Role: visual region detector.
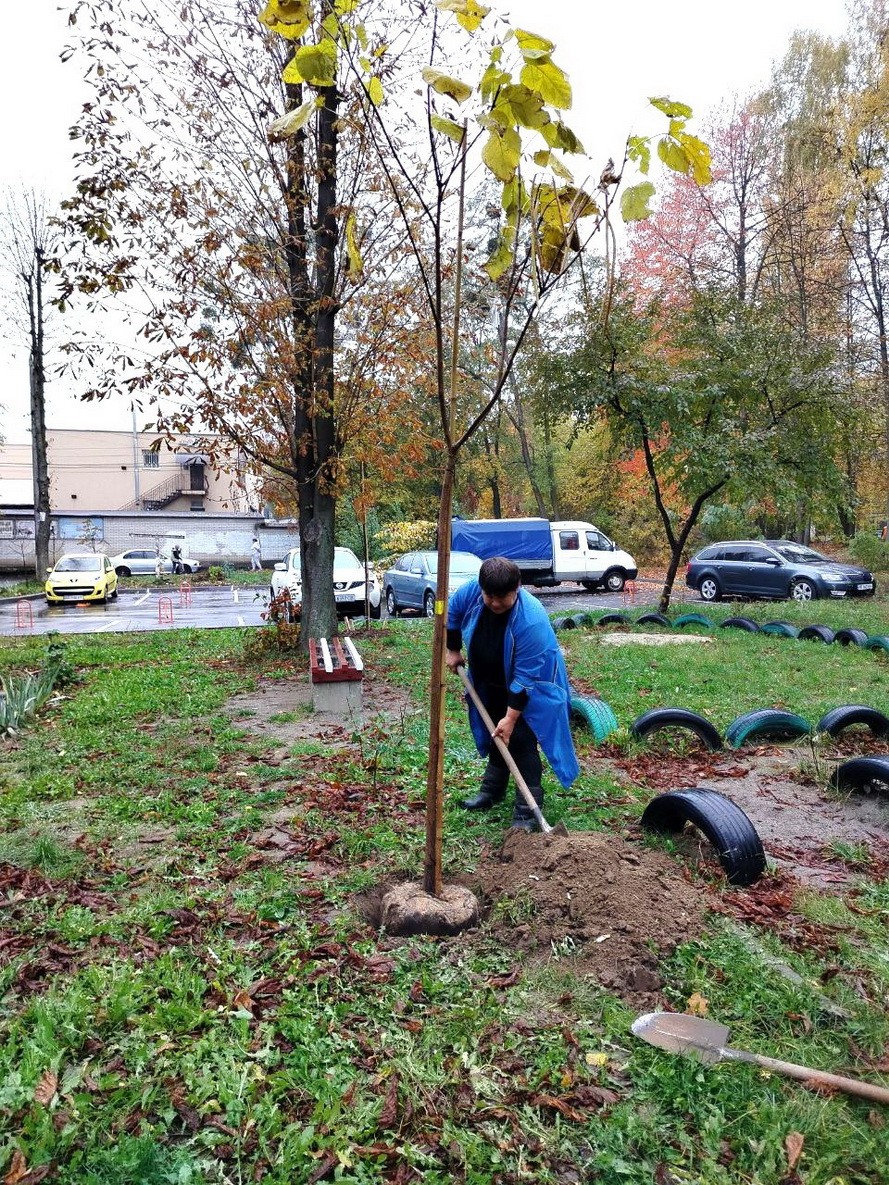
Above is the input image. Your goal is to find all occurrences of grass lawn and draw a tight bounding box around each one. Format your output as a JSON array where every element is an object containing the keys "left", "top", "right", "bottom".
[{"left": 0, "top": 599, "right": 887, "bottom": 1184}]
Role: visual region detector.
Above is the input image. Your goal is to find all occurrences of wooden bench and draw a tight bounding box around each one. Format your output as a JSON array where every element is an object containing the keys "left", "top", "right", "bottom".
[{"left": 309, "top": 636, "right": 364, "bottom": 717}]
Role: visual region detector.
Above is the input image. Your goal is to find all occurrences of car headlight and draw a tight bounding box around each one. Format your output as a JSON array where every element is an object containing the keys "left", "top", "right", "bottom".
[{"left": 821, "top": 574, "right": 846, "bottom": 583}]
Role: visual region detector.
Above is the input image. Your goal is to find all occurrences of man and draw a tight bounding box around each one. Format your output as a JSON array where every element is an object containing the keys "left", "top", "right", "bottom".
[
  {"left": 445, "top": 556, "right": 578, "bottom": 831},
  {"left": 250, "top": 537, "right": 262, "bottom": 571}
]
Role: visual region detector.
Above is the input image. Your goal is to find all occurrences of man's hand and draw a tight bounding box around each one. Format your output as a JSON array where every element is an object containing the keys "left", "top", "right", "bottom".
[
  {"left": 493, "top": 708, "right": 521, "bottom": 743},
  {"left": 445, "top": 649, "right": 464, "bottom": 673}
]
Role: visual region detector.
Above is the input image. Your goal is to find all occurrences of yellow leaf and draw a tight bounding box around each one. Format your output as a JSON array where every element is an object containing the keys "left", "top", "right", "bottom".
[
  {"left": 585, "top": 1052, "right": 608, "bottom": 1067},
  {"left": 258, "top": 0, "right": 312, "bottom": 40},
  {"left": 436, "top": 0, "right": 490, "bottom": 32},
  {"left": 514, "top": 28, "right": 555, "bottom": 59},
  {"left": 422, "top": 67, "right": 472, "bottom": 104},
  {"left": 657, "top": 136, "right": 688, "bottom": 174},
  {"left": 266, "top": 99, "right": 316, "bottom": 141},
  {"left": 678, "top": 132, "right": 712, "bottom": 185},
  {"left": 480, "top": 60, "right": 511, "bottom": 103},
  {"left": 345, "top": 210, "right": 363, "bottom": 282},
  {"left": 650, "top": 95, "right": 693, "bottom": 119},
  {"left": 520, "top": 59, "right": 572, "bottom": 110},
  {"left": 620, "top": 181, "right": 655, "bottom": 222},
  {"left": 367, "top": 76, "right": 384, "bottom": 106},
  {"left": 482, "top": 126, "right": 521, "bottom": 182},
  {"left": 499, "top": 83, "right": 547, "bottom": 130},
  {"left": 282, "top": 55, "right": 304, "bottom": 84},
  {"left": 293, "top": 38, "right": 337, "bottom": 86},
  {"left": 334, "top": 0, "right": 358, "bottom": 12},
  {"left": 686, "top": 992, "right": 709, "bottom": 1017},
  {"left": 431, "top": 114, "right": 465, "bottom": 141}
]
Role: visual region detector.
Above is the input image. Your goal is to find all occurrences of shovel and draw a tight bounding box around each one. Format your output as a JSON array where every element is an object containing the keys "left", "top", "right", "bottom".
[
  {"left": 632, "top": 1011, "right": 889, "bottom": 1105},
  {"left": 457, "top": 665, "right": 568, "bottom": 837}
]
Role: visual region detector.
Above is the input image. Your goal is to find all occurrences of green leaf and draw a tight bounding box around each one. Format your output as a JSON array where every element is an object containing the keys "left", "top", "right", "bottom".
[
  {"left": 650, "top": 96, "right": 693, "bottom": 119},
  {"left": 533, "top": 150, "right": 573, "bottom": 181},
  {"left": 499, "top": 84, "right": 548, "bottom": 129},
  {"left": 548, "top": 121, "right": 584, "bottom": 154},
  {"left": 431, "top": 113, "right": 464, "bottom": 141},
  {"left": 422, "top": 67, "right": 473, "bottom": 104},
  {"left": 521, "top": 59, "right": 572, "bottom": 110},
  {"left": 627, "top": 134, "right": 651, "bottom": 175},
  {"left": 657, "top": 137, "right": 689, "bottom": 173},
  {"left": 502, "top": 176, "right": 531, "bottom": 216},
  {"left": 514, "top": 28, "right": 555, "bottom": 60},
  {"left": 266, "top": 99, "right": 316, "bottom": 142},
  {"left": 367, "top": 76, "right": 384, "bottom": 106},
  {"left": 293, "top": 39, "right": 338, "bottom": 87},
  {"left": 482, "top": 126, "right": 521, "bottom": 182},
  {"left": 620, "top": 181, "right": 656, "bottom": 222}
]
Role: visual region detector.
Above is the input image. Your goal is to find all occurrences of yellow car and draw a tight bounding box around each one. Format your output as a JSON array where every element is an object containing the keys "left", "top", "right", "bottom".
[{"left": 45, "top": 553, "right": 119, "bottom": 605}]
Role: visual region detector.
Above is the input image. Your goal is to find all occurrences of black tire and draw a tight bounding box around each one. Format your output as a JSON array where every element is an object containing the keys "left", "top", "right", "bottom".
[
  {"left": 834, "top": 628, "right": 869, "bottom": 647},
  {"left": 385, "top": 587, "right": 399, "bottom": 617},
  {"left": 581, "top": 580, "right": 597, "bottom": 592},
  {"left": 596, "top": 612, "right": 631, "bottom": 626},
  {"left": 760, "top": 621, "right": 800, "bottom": 638},
  {"left": 603, "top": 569, "right": 626, "bottom": 593},
  {"left": 630, "top": 708, "right": 723, "bottom": 752},
  {"left": 862, "top": 635, "right": 889, "bottom": 653},
  {"left": 816, "top": 705, "right": 889, "bottom": 739},
  {"left": 370, "top": 600, "right": 382, "bottom": 620},
  {"left": 830, "top": 756, "right": 889, "bottom": 796},
  {"left": 423, "top": 591, "right": 435, "bottom": 618},
  {"left": 116, "top": 566, "right": 131, "bottom": 577},
  {"left": 673, "top": 613, "right": 714, "bottom": 630},
  {"left": 720, "top": 617, "right": 760, "bottom": 633},
  {"left": 575, "top": 612, "right": 598, "bottom": 627},
  {"left": 640, "top": 787, "right": 767, "bottom": 886},
  {"left": 111, "top": 587, "right": 119, "bottom": 601},
  {"left": 569, "top": 696, "right": 618, "bottom": 742},
  {"left": 725, "top": 708, "right": 811, "bottom": 748},
  {"left": 551, "top": 615, "right": 578, "bottom": 630},
  {"left": 790, "top": 578, "right": 818, "bottom": 603},
  {"left": 636, "top": 612, "right": 671, "bottom": 627},
  {"left": 698, "top": 575, "right": 721, "bottom": 602},
  {"left": 798, "top": 624, "right": 836, "bottom": 644}
]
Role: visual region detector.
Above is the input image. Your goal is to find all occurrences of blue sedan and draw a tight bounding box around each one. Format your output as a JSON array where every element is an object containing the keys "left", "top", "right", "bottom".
[{"left": 383, "top": 551, "right": 482, "bottom": 617}]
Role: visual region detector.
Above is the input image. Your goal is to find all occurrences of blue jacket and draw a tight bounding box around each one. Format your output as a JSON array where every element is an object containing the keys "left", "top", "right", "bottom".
[{"left": 448, "top": 582, "right": 579, "bottom": 787}]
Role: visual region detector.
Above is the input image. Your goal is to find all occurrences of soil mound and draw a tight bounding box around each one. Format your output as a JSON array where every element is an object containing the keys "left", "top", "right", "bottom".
[{"left": 468, "top": 828, "right": 711, "bottom": 1007}]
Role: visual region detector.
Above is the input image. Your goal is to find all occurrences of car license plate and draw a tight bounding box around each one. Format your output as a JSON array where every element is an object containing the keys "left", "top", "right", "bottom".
[
  {"left": 857, "top": 582, "right": 873, "bottom": 590},
  {"left": 335, "top": 592, "right": 356, "bottom": 602}
]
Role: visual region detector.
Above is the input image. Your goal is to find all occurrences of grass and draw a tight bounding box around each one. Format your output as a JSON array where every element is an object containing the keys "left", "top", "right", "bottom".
[{"left": 0, "top": 604, "right": 888, "bottom": 1183}]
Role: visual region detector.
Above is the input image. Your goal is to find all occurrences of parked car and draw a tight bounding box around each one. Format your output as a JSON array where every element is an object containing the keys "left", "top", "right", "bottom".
[
  {"left": 686, "top": 539, "right": 876, "bottom": 603},
  {"left": 45, "top": 553, "right": 118, "bottom": 604},
  {"left": 109, "top": 548, "right": 201, "bottom": 576},
  {"left": 270, "top": 547, "right": 382, "bottom": 618},
  {"left": 383, "top": 550, "right": 482, "bottom": 617}
]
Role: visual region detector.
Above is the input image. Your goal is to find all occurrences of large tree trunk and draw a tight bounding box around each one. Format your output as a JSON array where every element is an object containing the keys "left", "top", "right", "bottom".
[{"left": 26, "top": 251, "right": 51, "bottom": 577}]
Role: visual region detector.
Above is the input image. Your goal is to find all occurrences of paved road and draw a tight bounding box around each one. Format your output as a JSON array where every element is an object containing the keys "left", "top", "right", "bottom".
[{"left": 0, "top": 577, "right": 693, "bottom": 639}]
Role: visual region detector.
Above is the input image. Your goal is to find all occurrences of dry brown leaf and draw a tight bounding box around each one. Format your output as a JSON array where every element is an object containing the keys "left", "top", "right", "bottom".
[
  {"left": 232, "top": 989, "right": 254, "bottom": 1013},
  {"left": 686, "top": 992, "right": 709, "bottom": 1017},
  {"left": 378, "top": 1074, "right": 400, "bottom": 1130},
  {"left": 785, "top": 1131, "right": 805, "bottom": 1172},
  {"left": 3, "top": 1151, "right": 28, "bottom": 1185},
  {"left": 33, "top": 1070, "right": 57, "bottom": 1107}
]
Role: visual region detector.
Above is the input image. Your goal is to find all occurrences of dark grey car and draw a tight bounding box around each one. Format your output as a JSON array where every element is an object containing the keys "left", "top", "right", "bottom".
[
  {"left": 685, "top": 540, "right": 876, "bottom": 603},
  {"left": 383, "top": 550, "right": 482, "bottom": 617}
]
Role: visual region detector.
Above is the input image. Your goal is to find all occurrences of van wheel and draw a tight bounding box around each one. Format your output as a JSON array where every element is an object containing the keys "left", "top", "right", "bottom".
[
  {"left": 581, "top": 580, "right": 597, "bottom": 592},
  {"left": 603, "top": 569, "right": 625, "bottom": 592}
]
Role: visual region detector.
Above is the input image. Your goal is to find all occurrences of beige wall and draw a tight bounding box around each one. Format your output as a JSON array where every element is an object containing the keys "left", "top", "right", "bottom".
[{"left": 0, "top": 430, "right": 254, "bottom": 514}]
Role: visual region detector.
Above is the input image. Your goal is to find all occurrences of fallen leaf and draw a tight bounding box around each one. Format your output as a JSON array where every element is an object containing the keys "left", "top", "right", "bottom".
[
  {"left": 378, "top": 1074, "right": 400, "bottom": 1130},
  {"left": 585, "top": 1052, "right": 608, "bottom": 1067},
  {"left": 4, "top": 1151, "right": 27, "bottom": 1185},
  {"left": 33, "top": 1070, "right": 58, "bottom": 1107},
  {"left": 785, "top": 1131, "right": 804, "bottom": 1172},
  {"left": 686, "top": 992, "right": 709, "bottom": 1017}
]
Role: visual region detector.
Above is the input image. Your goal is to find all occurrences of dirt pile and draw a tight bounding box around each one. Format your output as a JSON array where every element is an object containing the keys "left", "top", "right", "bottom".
[{"left": 468, "top": 828, "right": 711, "bottom": 1007}]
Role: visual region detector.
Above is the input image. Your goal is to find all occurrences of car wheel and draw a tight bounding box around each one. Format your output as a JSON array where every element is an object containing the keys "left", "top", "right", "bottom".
[
  {"left": 698, "top": 575, "right": 721, "bottom": 602},
  {"left": 423, "top": 591, "right": 435, "bottom": 618},
  {"left": 790, "top": 578, "right": 817, "bottom": 602},
  {"left": 385, "top": 587, "right": 399, "bottom": 617},
  {"left": 640, "top": 788, "right": 767, "bottom": 886},
  {"left": 111, "top": 587, "right": 118, "bottom": 600},
  {"left": 370, "top": 600, "right": 382, "bottom": 620},
  {"left": 116, "top": 566, "right": 131, "bottom": 577},
  {"left": 603, "top": 569, "right": 625, "bottom": 593}
]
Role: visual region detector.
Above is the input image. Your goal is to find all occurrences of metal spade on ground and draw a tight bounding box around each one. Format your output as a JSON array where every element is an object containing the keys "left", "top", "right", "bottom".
[
  {"left": 631, "top": 1011, "right": 889, "bottom": 1105},
  {"left": 457, "top": 665, "right": 569, "bottom": 837}
]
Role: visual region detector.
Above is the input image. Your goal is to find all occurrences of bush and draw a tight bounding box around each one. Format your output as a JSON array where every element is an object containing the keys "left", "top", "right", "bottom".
[
  {"left": 373, "top": 520, "right": 437, "bottom": 565},
  {"left": 849, "top": 533, "right": 889, "bottom": 572}
]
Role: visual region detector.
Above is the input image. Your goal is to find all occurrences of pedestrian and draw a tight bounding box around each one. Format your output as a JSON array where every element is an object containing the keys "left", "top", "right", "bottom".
[
  {"left": 250, "top": 536, "right": 262, "bottom": 571},
  {"left": 445, "top": 556, "right": 579, "bottom": 831},
  {"left": 154, "top": 550, "right": 164, "bottom": 578},
  {"left": 171, "top": 544, "right": 183, "bottom": 575}
]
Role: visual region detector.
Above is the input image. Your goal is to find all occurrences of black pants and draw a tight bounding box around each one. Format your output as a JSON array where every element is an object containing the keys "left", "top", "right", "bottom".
[{"left": 478, "top": 686, "right": 543, "bottom": 810}]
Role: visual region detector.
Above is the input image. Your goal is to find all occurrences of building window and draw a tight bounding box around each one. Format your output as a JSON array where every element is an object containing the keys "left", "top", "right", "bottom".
[
  {"left": 190, "top": 500, "right": 205, "bottom": 512},
  {"left": 142, "top": 451, "right": 160, "bottom": 468}
]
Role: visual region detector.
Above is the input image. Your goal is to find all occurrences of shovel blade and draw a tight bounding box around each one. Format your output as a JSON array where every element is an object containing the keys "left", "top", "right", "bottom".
[{"left": 632, "top": 1011, "right": 731, "bottom": 1066}]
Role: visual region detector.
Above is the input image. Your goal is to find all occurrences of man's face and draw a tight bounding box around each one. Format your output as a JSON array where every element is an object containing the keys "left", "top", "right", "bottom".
[{"left": 481, "top": 588, "right": 519, "bottom": 615}]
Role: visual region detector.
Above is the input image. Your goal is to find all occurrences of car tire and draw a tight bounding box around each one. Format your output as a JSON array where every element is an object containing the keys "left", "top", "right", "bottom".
[
  {"left": 790, "top": 579, "right": 817, "bottom": 602},
  {"left": 816, "top": 705, "right": 889, "bottom": 739},
  {"left": 636, "top": 612, "right": 671, "bottom": 627},
  {"left": 596, "top": 612, "right": 631, "bottom": 626},
  {"left": 863, "top": 635, "right": 889, "bottom": 652},
  {"left": 725, "top": 708, "right": 811, "bottom": 748},
  {"left": 834, "top": 628, "right": 869, "bottom": 647},
  {"left": 111, "top": 587, "right": 118, "bottom": 601},
  {"left": 640, "top": 787, "right": 767, "bottom": 886},
  {"left": 116, "top": 566, "right": 131, "bottom": 577},
  {"left": 830, "top": 756, "right": 889, "bottom": 796},
  {"left": 760, "top": 621, "right": 800, "bottom": 638},
  {"left": 630, "top": 708, "right": 723, "bottom": 751},
  {"left": 720, "top": 617, "right": 760, "bottom": 632},
  {"left": 603, "top": 569, "right": 626, "bottom": 592},
  {"left": 581, "top": 580, "right": 597, "bottom": 592},
  {"left": 385, "top": 588, "right": 399, "bottom": 617},
  {"left": 698, "top": 575, "right": 721, "bottom": 602},
  {"left": 570, "top": 695, "right": 618, "bottom": 742},
  {"left": 423, "top": 591, "right": 435, "bottom": 618},
  {"left": 551, "top": 615, "right": 578, "bottom": 630},
  {"left": 673, "top": 613, "right": 714, "bottom": 629},
  {"left": 798, "top": 624, "right": 836, "bottom": 644}
]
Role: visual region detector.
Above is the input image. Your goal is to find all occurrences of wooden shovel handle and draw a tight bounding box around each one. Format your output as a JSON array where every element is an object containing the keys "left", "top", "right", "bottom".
[
  {"left": 456, "top": 665, "right": 551, "bottom": 833},
  {"left": 727, "top": 1048, "right": 889, "bottom": 1105}
]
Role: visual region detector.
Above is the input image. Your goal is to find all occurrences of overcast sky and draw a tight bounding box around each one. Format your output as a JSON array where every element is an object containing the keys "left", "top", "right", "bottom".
[{"left": 0, "top": 0, "right": 850, "bottom": 441}]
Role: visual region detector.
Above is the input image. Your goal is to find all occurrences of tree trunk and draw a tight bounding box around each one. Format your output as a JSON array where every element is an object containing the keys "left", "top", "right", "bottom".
[
  {"left": 505, "top": 369, "right": 548, "bottom": 517},
  {"left": 26, "top": 251, "right": 51, "bottom": 577}
]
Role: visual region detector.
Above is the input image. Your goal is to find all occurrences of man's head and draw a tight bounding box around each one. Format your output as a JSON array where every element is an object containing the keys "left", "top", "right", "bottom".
[{"left": 479, "top": 557, "right": 520, "bottom": 614}]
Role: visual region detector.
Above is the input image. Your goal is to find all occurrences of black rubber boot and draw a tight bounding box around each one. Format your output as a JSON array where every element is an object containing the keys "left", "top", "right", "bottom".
[
  {"left": 510, "top": 787, "right": 544, "bottom": 832},
  {"left": 461, "top": 766, "right": 509, "bottom": 810}
]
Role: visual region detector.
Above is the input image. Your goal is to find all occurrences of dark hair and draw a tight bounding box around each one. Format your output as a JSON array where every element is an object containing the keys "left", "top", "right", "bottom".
[{"left": 479, "top": 557, "right": 521, "bottom": 596}]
